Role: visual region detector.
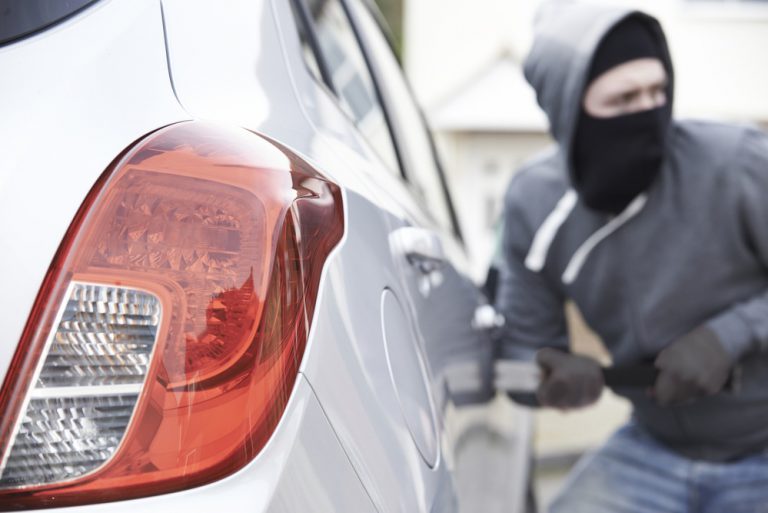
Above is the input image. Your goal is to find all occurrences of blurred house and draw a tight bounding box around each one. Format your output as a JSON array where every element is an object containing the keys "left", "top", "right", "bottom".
[{"left": 403, "top": 0, "right": 768, "bottom": 281}]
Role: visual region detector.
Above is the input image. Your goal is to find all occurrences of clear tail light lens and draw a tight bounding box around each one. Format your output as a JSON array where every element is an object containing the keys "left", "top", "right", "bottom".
[
  {"left": 0, "top": 122, "right": 343, "bottom": 509},
  {"left": 1, "top": 282, "right": 162, "bottom": 489}
]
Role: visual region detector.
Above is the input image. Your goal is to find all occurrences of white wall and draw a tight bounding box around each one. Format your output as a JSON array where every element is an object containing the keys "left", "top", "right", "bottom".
[
  {"left": 438, "top": 131, "right": 552, "bottom": 280},
  {"left": 404, "top": 0, "right": 537, "bottom": 111}
]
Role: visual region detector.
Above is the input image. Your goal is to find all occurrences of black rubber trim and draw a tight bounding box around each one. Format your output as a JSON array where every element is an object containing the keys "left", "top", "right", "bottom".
[
  {"left": 0, "top": 0, "right": 101, "bottom": 47},
  {"left": 288, "top": 0, "right": 338, "bottom": 96},
  {"left": 342, "top": 0, "right": 465, "bottom": 242}
]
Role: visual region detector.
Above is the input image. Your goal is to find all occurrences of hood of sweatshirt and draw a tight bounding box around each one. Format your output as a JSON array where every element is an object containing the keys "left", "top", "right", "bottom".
[{"left": 523, "top": 1, "right": 675, "bottom": 184}]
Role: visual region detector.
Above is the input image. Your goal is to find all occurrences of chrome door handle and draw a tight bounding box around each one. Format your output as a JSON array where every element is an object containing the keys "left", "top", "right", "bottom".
[
  {"left": 390, "top": 226, "right": 446, "bottom": 274},
  {"left": 472, "top": 304, "right": 506, "bottom": 331}
]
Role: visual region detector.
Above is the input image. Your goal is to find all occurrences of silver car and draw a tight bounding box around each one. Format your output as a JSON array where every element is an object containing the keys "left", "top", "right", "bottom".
[{"left": 0, "top": 0, "right": 513, "bottom": 511}]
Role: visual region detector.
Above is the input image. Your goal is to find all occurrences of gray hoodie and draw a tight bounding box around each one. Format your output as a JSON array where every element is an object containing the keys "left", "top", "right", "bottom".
[{"left": 496, "top": 2, "right": 768, "bottom": 461}]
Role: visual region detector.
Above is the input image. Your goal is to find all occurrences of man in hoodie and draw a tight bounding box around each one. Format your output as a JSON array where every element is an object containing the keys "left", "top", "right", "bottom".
[{"left": 496, "top": 3, "right": 768, "bottom": 511}]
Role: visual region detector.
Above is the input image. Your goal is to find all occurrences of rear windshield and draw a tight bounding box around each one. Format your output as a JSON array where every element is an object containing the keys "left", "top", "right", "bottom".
[{"left": 0, "top": 0, "right": 100, "bottom": 47}]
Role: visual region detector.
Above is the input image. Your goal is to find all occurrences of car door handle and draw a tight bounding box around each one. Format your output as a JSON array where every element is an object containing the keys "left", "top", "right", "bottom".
[
  {"left": 390, "top": 226, "right": 446, "bottom": 274},
  {"left": 472, "top": 304, "right": 506, "bottom": 331}
]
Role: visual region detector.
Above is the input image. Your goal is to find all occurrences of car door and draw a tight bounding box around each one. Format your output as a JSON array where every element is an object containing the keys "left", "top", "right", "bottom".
[
  {"left": 341, "top": 0, "right": 495, "bottom": 411},
  {"left": 336, "top": 7, "right": 537, "bottom": 512}
]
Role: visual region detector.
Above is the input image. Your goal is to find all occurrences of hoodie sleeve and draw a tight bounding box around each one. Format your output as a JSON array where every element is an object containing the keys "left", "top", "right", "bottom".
[
  {"left": 494, "top": 183, "right": 569, "bottom": 363},
  {"left": 706, "top": 128, "right": 768, "bottom": 361}
]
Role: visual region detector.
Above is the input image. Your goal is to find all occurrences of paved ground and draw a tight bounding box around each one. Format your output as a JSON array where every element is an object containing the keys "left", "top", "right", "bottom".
[
  {"left": 449, "top": 396, "right": 533, "bottom": 513},
  {"left": 450, "top": 390, "right": 630, "bottom": 512},
  {"left": 534, "top": 466, "right": 571, "bottom": 512}
]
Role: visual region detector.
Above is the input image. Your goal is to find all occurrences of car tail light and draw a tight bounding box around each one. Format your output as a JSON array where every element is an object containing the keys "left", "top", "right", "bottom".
[{"left": 0, "top": 122, "right": 343, "bottom": 509}]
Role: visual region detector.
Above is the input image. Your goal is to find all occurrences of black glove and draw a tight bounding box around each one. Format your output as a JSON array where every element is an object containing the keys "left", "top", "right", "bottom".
[
  {"left": 536, "top": 348, "right": 604, "bottom": 409},
  {"left": 654, "top": 326, "right": 733, "bottom": 406}
]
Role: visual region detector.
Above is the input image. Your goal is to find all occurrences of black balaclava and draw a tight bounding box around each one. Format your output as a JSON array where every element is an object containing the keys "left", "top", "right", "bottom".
[{"left": 572, "top": 17, "right": 672, "bottom": 214}]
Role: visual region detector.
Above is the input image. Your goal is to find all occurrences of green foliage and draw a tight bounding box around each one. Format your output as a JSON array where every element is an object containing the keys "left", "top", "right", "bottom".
[{"left": 374, "top": 0, "right": 403, "bottom": 60}]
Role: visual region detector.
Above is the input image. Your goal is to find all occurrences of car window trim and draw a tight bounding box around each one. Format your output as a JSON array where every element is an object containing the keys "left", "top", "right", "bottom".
[
  {"left": 287, "top": 0, "right": 338, "bottom": 95},
  {"left": 336, "top": 0, "right": 411, "bottom": 182},
  {"left": 343, "top": 0, "right": 465, "bottom": 243},
  {"left": 293, "top": 0, "right": 408, "bottom": 181}
]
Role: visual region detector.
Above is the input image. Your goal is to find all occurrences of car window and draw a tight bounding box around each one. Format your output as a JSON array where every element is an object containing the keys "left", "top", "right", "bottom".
[
  {"left": 346, "top": 0, "right": 459, "bottom": 237},
  {"left": 0, "top": 0, "right": 100, "bottom": 46},
  {"left": 288, "top": 0, "right": 325, "bottom": 86},
  {"left": 296, "top": 0, "right": 401, "bottom": 176}
]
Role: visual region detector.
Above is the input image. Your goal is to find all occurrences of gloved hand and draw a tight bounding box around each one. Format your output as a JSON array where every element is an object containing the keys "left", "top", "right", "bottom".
[
  {"left": 536, "top": 348, "right": 604, "bottom": 409},
  {"left": 654, "top": 326, "right": 733, "bottom": 406}
]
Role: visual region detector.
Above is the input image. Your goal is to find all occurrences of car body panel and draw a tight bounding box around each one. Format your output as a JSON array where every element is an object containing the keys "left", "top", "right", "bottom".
[
  {"left": 300, "top": 190, "right": 456, "bottom": 513},
  {"left": 0, "top": 0, "right": 187, "bottom": 387},
  {"left": 19, "top": 376, "right": 377, "bottom": 513},
  {"left": 0, "top": 0, "right": 512, "bottom": 510},
  {"left": 160, "top": 0, "right": 391, "bottom": 210}
]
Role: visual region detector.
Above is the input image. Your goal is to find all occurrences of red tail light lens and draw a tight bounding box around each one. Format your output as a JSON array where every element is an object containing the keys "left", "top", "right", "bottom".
[{"left": 0, "top": 122, "right": 343, "bottom": 509}]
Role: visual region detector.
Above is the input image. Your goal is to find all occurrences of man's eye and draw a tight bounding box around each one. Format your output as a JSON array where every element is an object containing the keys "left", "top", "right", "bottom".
[
  {"left": 610, "top": 92, "right": 637, "bottom": 108},
  {"left": 620, "top": 92, "right": 637, "bottom": 104}
]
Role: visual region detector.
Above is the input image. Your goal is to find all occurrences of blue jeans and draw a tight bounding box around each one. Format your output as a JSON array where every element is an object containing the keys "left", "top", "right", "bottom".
[{"left": 550, "top": 422, "right": 768, "bottom": 513}]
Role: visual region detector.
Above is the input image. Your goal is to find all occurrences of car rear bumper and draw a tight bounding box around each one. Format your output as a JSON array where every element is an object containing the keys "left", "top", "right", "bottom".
[{"left": 19, "top": 375, "right": 376, "bottom": 513}]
